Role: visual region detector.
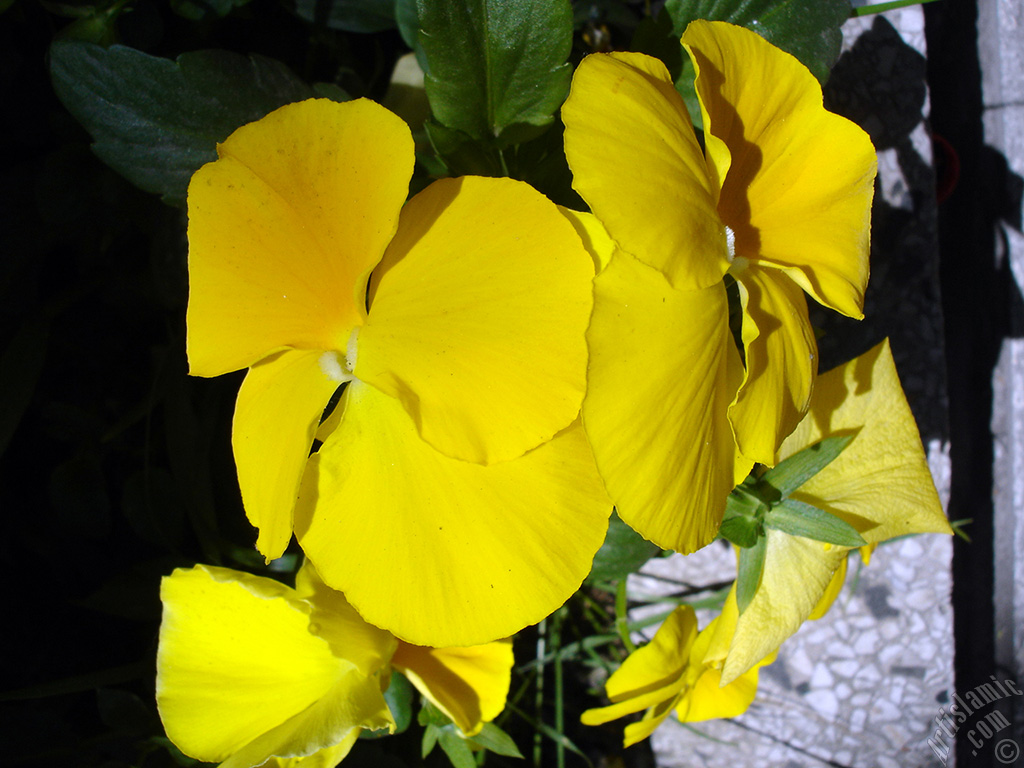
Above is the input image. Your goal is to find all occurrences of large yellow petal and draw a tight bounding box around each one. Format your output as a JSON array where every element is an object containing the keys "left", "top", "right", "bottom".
[
  {"left": 261, "top": 731, "right": 358, "bottom": 768},
  {"left": 562, "top": 51, "right": 730, "bottom": 290},
  {"left": 678, "top": 666, "right": 760, "bottom": 722},
  {"left": 582, "top": 251, "right": 746, "bottom": 553},
  {"left": 233, "top": 350, "right": 344, "bottom": 561},
  {"left": 186, "top": 98, "right": 413, "bottom": 376},
  {"left": 392, "top": 640, "right": 514, "bottom": 736},
  {"left": 683, "top": 20, "right": 875, "bottom": 318},
  {"left": 295, "top": 382, "right": 611, "bottom": 647},
  {"left": 157, "top": 566, "right": 391, "bottom": 765},
  {"left": 779, "top": 339, "right": 952, "bottom": 543},
  {"left": 729, "top": 267, "right": 816, "bottom": 466},
  {"left": 294, "top": 560, "right": 398, "bottom": 676},
  {"left": 719, "top": 531, "right": 847, "bottom": 685},
  {"left": 355, "top": 176, "right": 593, "bottom": 465}
]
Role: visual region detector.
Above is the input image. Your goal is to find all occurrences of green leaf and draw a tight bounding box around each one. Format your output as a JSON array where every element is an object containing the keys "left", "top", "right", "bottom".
[
  {"left": 586, "top": 511, "right": 661, "bottom": 583},
  {"left": 664, "top": 0, "right": 851, "bottom": 84},
  {"left": 759, "top": 434, "right": 856, "bottom": 497},
  {"left": 764, "top": 499, "right": 867, "bottom": 547},
  {"left": 437, "top": 729, "right": 476, "bottom": 768},
  {"left": 421, "top": 724, "right": 439, "bottom": 758},
  {"left": 718, "top": 510, "right": 760, "bottom": 548},
  {"left": 294, "top": 0, "right": 396, "bottom": 33},
  {"left": 735, "top": 534, "right": 765, "bottom": 614},
  {"left": 170, "top": 0, "right": 250, "bottom": 21},
  {"left": 417, "top": 0, "right": 572, "bottom": 143},
  {"left": 49, "top": 42, "right": 317, "bottom": 205},
  {"left": 466, "top": 723, "right": 523, "bottom": 758},
  {"left": 383, "top": 671, "right": 414, "bottom": 734}
]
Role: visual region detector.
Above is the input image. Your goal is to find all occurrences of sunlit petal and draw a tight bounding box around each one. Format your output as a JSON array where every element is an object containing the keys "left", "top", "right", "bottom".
[
  {"left": 296, "top": 382, "right": 611, "bottom": 647},
  {"left": 393, "top": 640, "right": 514, "bottom": 736},
  {"left": 719, "top": 531, "right": 847, "bottom": 684},
  {"left": 808, "top": 554, "right": 848, "bottom": 620},
  {"left": 294, "top": 561, "right": 398, "bottom": 676},
  {"left": 683, "top": 20, "right": 875, "bottom": 318},
  {"left": 157, "top": 566, "right": 391, "bottom": 765},
  {"left": 562, "top": 52, "right": 730, "bottom": 289},
  {"left": 356, "top": 176, "right": 593, "bottom": 465},
  {"left": 583, "top": 251, "right": 745, "bottom": 553},
  {"left": 186, "top": 98, "right": 413, "bottom": 375},
  {"left": 729, "top": 268, "right": 816, "bottom": 466},
  {"left": 233, "top": 350, "right": 343, "bottom": 560},
  {"left": 559, "top": 207, "right": 616, "bottom": 274},
  {"left": 779, "top": 339, "right": 952, "bottom": 543}
]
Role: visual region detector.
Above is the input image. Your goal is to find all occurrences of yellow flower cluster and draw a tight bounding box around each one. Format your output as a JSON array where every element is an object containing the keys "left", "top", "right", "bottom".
[{"left": 156, "top": 18, "right": 952, "bottom": 763}]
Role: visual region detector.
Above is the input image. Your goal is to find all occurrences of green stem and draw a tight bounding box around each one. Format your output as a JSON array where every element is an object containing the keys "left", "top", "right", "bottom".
[
  {"left": 533, "top": 618, "right": 545, "bottom": 768},
  {"left": 851, "top": 0, "right": 940, "bottom": 17},
  {"left": 615, "top": 579, "right": 637, "bottom": 653},
  {"left": 552, "top": 609, "right": 565, "bottom": 768}
]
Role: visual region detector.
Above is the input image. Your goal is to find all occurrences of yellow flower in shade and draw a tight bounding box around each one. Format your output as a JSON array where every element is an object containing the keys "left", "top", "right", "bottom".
[
  {"left": 185, "top": 97, "right": 611, "bottom": 647},
  {"left": 580, "top": 605, "right": 774, "bottom": 747},
  {"left": 156, "top": 562, "right": 514, "bottom": 768},
  {"left": 704, "top": 339, "right": 953, "bottom": 684},
  {"left": 560, "top": 20, "right": 876, "bottom": 554}
]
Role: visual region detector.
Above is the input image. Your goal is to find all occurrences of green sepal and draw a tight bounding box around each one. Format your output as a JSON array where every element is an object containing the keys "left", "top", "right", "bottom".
[
  {"left": 437, "top": 729, "right": 476, "bottom": 768},
  {"left": 465, "top": 723, "right": 523, "bottom": 758},
  {"left": 735, "top": 534, "right": 766, "bottom": 615},
  {"left": 759, "top": 433, "right": 856, "bottom": 497},
  {"left": 293, "top": 0, "right": 397, "bottom": 33},
  {"left": 383, "top": 671, "right": 414, "bottom": 735},
  {"left": 764, "top": 499, "right": 867, "bottom": 547}
]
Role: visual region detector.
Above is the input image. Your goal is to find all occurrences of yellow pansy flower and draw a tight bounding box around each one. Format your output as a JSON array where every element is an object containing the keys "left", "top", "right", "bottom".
[
  {"left": 561, "top": 20, "right": 876, "bottom": 553},
  {"left": 581, "top": 605, "right": 773, "bottom": 747},
  {"left": 705, "top": 340, "right": 952, "bottom": 684},
  {"left": 185, "top": 97, "right": 611, "bottom": 646},
  {"left": 156, "top": 563, "right": 514, "bottom": 768}
]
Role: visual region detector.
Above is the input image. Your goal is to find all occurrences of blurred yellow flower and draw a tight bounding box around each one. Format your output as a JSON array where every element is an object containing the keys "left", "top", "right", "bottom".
[
  {"left": 561, "top": 20, "right": 876, "bottom": 554},
  {"left": 705, "top": 340, "right": 952, "bottom": 684},
  {"left": 581, "top": 605, "right": 773, "bottom": 747},
  {"left": 185, "top": 97, "right": 610, "bottom": 646},
  {"left": 156, "top": 563, "right": 514, "bottom": 768}
]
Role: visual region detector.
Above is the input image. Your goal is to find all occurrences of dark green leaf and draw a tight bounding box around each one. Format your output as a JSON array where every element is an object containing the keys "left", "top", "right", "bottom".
[
  {"left": 383, "top": 672, "right": 414, "bottom": 734},
  {"left": 417, "top": 0, "right": 572, "bottom": 142},
  {"left": 437, "top": 729, "right": 476, "bottom": 768},
  {"left": 395, "top": 0, "right": 423, "bottom": 62},
  {"left": 760, "top": 434, "right": 856, "bottom": 497},
  {"left": 417, "top": 698, "right": 452, "bottom": 727},
  {"left": 96, "top": 688, "right": 158, "bottom": 736},
  {"left": 586, "top": 511, "right": 660, "bottom": 583},
  {"left": 735, "top": 534, "right": 765, "bottom": 614},
  {"left": 50, "top": 42, "right": 316, "bottom": 205},
  {"left": 170, "top": 0, "right": 250, "bottom": 21},
  {"left": 664, "top": 0, "right": 851, "bottom": 84},
  {"left": 467, "top": 722, "right": 523, "bottom": 758},
  {"left": 765, "top": 499, "right": 866, "bottom": 547},
  {"left": 294, "top": 0, "right": 396, "bottom": 33}
]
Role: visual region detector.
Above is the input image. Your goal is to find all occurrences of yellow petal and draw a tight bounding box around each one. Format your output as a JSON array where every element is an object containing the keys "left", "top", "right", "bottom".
[
  {"left": 157, "top": 566, "right": 392, "bottom": 765},
  {"left": 606, "top": 606, "right": 697, "bottom": 702},
  {"left": 582, "top": 251, "right": 746, "bottom": 553},
  {"left": 558, "top": 207, "right": 616, "bottom": 273},
  {"left": 719, "top": 531, "right": 847, "bottom": 685},
  {"left": 729, "top": 267, "right": 816, "bottom": 466},
  {"left": 294, "top": 560, "right": 398, "bottom": 676},
  {"left": 779, "top": 339, "right": 952, "bottom": 543},
  {"left": 562, "top": 51, "right": 730, "bottom": 290},
  {"left": 356, "top": 176, "right": 593, "bottom": 465},
  {"left": 296, "top": 382, "right": 611, "bottom": 647},
  {"left": 186, "top": 98, "right": 413, "bottom": 376},
  {"left": 808, "top": 553, "right": 848, "bottom": 620},
  {"left": 260, "top": 731, "right": 358, "bottom": 768},
  {"left": 233, "top": 350, "right": 344, "bottom": 561},
  {"left": 392, "top": 640, "right": 514, "bottom": 736},
  {"left": 683, "top": 20, "right": 875, "bottom": 318},
  {"left": 677, "top": 665, "right": 760, "bottom": 723}
]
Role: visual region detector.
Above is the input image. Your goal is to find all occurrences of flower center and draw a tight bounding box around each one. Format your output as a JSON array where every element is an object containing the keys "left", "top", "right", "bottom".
[{"left": 319, "top": 327, "right": 361, "bottom": 383}]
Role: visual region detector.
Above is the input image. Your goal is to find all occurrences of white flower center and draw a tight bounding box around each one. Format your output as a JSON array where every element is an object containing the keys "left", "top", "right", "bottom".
[{"left": 319, "top": 327, "right": 361, "bottom": 383}]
